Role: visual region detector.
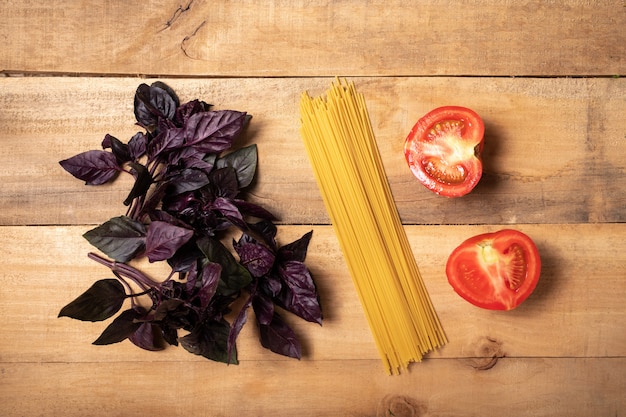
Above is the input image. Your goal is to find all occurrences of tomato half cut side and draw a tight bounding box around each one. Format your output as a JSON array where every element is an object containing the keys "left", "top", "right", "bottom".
[
  {"left": 445, "top": 229, "right": 541, "bottom": 310},
  {"left": 404, "top": 106, "right": 484, "bottom": 197}
]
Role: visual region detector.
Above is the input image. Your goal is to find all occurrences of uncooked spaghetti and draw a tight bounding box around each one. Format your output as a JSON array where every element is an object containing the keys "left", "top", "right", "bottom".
[{"left": 299, "top": 78, "right": 447, "bottom": 374}]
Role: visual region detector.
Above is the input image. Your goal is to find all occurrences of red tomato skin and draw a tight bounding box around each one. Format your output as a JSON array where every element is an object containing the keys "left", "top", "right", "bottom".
[
  {"left": 445, "top": 229, "right": 541, "bottom": 310},
  {"left": 404, "top": 106, "right": 484, "bottom": 197}
]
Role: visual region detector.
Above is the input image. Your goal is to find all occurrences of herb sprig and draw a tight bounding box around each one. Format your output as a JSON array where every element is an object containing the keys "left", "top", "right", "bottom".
[{"left": 58, "top": 82, "right": 322, "bottom": 363}]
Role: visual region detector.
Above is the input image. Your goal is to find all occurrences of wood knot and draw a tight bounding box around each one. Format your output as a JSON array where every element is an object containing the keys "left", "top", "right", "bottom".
[
  {"left": 376, "top": 394, "right": 427, "bottom": 417},
  {"left": 463, "top": 336, "right": 505, "bottom": 370}
]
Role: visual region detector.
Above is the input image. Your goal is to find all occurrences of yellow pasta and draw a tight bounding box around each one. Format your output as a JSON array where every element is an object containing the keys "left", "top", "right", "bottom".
[{"left": 299, "top": 78, "right": 447, "bottom": 374}]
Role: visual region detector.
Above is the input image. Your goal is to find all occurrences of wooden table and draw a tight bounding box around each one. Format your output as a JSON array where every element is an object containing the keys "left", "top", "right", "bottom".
[{"left": 1, "top": 1, "right": 625, "bottom": 416}]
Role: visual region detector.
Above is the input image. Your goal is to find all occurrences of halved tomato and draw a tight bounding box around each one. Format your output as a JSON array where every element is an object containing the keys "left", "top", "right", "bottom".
[
  {"left": 446, "top": 229, "right": 541, "bottom": 310},
  {"left": 404, "top": 106, "right": 484, "bottom": 197}
]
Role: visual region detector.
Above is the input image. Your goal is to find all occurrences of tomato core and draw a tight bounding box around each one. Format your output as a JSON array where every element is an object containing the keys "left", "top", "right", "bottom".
[
  {"left": 404, "top": 107, "right": 484, "bottom": 197},
  {"left": 446, "top": 230, "right": 541, "bottom": 310}
]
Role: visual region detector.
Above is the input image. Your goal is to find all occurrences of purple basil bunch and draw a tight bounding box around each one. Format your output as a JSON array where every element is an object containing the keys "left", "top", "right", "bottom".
[{"left": 58, "top": 82, "right": 322, "bottom": 363}]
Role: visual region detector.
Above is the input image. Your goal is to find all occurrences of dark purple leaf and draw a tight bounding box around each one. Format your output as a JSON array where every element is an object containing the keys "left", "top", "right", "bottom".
[
  {"left": 211, "top": 197, "right": 246, "bottom": 229},
  {"left": 233, "top": 234, "right": 275, "bottom": 278},
  {"left": 277, "top": 261, "right": 322, "bottom": 325},
  {"left": 258, "top": 313, "right": 301, "bottom": 359},
  {"left": 196, "top": 236, "right": 252, "bottom": 296},
  {"left": 175, "top": 99, "right": 211, "bottom": 125},
  {"left": 249, "top": 220, "right": 278, "bottom": 249},
  {"left": 128, "top": 131, "right": 147, "bottom": 160},
  {"left": 92, "top": 308, "right": 142, "bottom": 345},
  {"left": 159, "top": 322, "right": 179, "bottom": 346},
  {"left": 166, "top": 168, "right": 210, "bottom": 195},
  {"left": 179, "top": 319, "right": 237, "bottom": 364},
  {"left": 166, "top": 146, "right": 213, "bottom": 171},
  {"left": 167, "top": 239, "right": 202, "bottom": 273},
  {"left": 252, "top": 292, "right": 274, "bottom": 325},
  {"left": 147, "top": 125, "right": 185, "bottom": 161},
  {"left": 198, "top": 262, "right": 221, "bottom": 309},
  {"left": 123, "top": 162, "right": 153, "bottom": 206},
  {"left": 58, "top": 279, "right": 126, "bottom": 322},
  {"left": 185, "top": 264, "right": 199, "bottom": 293},
  {"left": 59, "top": 150, "right": 120, "bottom": 185},
  {"left": 145, "top": 221, "right": 194, "bottom": 263},
  {"left": 227, "top": 294, "right": 253, "bottom": 363},
  {"left": 129, "top": 322, "right": 165, "bottom": 351},
  {"left": 260, "top": 274, "right": 282, "bottom": 298},
  {"left": 83, "top": 216, "right": 146, "bottom": 262},
  {"left": 209, "top": 167, "right": 239, "bottom": 199},
  {"left": 102, "top": 134, "right": 131, "bottom": 163},
  {"left": 184, "top": 110, "right": 247, "bottom": 153},
  {"left": 233, "top": 199, "right": 277, "bottom": 221},
  {"left": 278, "top": 231, "right": 313, "bottom": 263},
  {"left": 216, "top": 144, "right": 258, "bottom": 188},
  {"left": 134, "top": 82, "right": 179, "bottom": 132}
]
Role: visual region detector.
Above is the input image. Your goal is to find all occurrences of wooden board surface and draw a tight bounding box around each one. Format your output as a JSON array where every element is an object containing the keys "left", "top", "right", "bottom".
[
  {"left": 1, "top": 1, "right": 625, "bottom": 416},
  {"left": 1, "top": 0, "right": 624, "bottom": 77},
  {"left": 3, "top": 77, "right": 626, "bottom": 226}
]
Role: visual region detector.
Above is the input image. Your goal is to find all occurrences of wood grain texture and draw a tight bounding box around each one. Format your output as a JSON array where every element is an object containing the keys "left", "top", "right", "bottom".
[
  {"left": 1, "top": 1, "right": 625, "bottom": 415},
  {"left": 2, "top": 76, "right": 625, "bottom": 226},
  {"left": 1, "top": 0, "right": 624, "bottom": 77},
  {"left": 1, "top": 359, "right": 624, "bottom": 417},
  {"left": 1, "top": 224, "right": 624, "bottom": 363},
  {"left": 1, "top": 223, "right": 625, "bottom": 415}
]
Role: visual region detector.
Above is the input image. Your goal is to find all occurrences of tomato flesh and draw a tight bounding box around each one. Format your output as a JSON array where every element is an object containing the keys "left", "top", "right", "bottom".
[
  {"left": 404, "top": 106, "right": 484, "bottom": 197},
  {"left": 446, "top": 229, "right": 541, "bottom": 310}
]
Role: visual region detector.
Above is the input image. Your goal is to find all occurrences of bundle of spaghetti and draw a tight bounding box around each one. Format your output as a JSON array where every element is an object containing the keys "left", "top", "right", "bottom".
[{"left": 299, "top": 78, "right": 447, "bottom": 374}]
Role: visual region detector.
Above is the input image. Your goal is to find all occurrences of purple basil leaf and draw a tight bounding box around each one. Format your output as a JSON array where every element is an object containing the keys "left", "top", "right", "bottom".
[
  {"left": 215, "top": 144, "right": 258, "bottom": 188},
  {"left": 184, "top": 110, "right": 247, "bottom": 153},
  {"left": 211, "top": 197, "right": 247, "bottom": 229},
  {"left": 83, "top": 216, "right": 146, "bottom": 262},
  {"left": 166, "top": 146, "right": 212, "bottom": 171},
  {"left": 260, "top": 274, "right": 282, "bottom": 298},
  {"left": 92, "top": 308, "right": 142, "bottom": 345},
  {"left": 139, "top": 183, "right": 169, "bottom": 218},
  {"left": 175, "top": 99, "right": 211, "bottom": 125},
  {"left": 145, "top": 221, "right": 194, "bottom": 263},
  {"left": 278, "top": 230, "right": 313, "bottom": 263},
  {"left": 128, "top": 132, "right": 147, "bottom": 160},
  {"left": 209, "top": 167, "right": 239, "bottom": 199},
  {"left": 179, "top": 319, "right": 237, "bottom": 364},
  {"left": 185, "top": 263, "right": 199, "bottom": 293},
  {"left": 196, "top": 236, "right": 252, "bottom": 296},
  {"left": 147, "top": 125, "right": 185, "bottom": 161},
  {"left": 233, "top": 234, "right": 275, "bottom": 278},
  {"left": 258, "top": 313, "right": 301, "bottom": 359},
  {"left": 198, "top": 262, "right": 221, "bottom": 309},
  {"left": 277, "top": 261, "right": 322, "bottom": 325},
  {"left": 123, "top": 162, "right": 153, "bottom": 206},
  {"left": 134, "top": 82, "right": 179, "bottom": 132},
  {"left": 249, "top": 220, "right": 278, "bottom": 249},
  {"left": 252, "top": 292, "right": 274, "bottom": 326},
  {"left": 102, "top": 134, "right": 131, "bottom": 163},
  {"left": 58, "top": 279, "right": 126, "bottom": 322},
  {"left": 166, "top": 168, "right": 210, "bottom": 195},
  {"left": 159, "top": 322, "right": 179, "bottom": 346},
  {"left": 167, "top": 239, "right": 202, "bottom": 273},
  {"left": 129, "top": 322, "right": 165, "bottom": 351},
  {"left": 227, "top": 294, "right": 253, "bottom": 363},
  {"left": 153, "top": 298, "right": 185, "bottom": 322},
  {"left": 59, "top": 150, "right": 121, "bottom": 185},
  {"left": 233, "top": 199, "right": 277, "bottom": 221}
]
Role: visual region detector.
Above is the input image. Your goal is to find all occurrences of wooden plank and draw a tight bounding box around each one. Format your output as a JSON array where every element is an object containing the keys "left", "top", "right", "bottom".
[
  {"left": 1, "top": 358, "right": 624, "bottom": 417},
  {"left": 2, "top": 77, "right": 626, "bottom": 226},
  {"left": 1, "top": 1, "right": 624, "bottom": 77},
  {"left": 1, "top": 224, "right": 625, "bottom": 364}
]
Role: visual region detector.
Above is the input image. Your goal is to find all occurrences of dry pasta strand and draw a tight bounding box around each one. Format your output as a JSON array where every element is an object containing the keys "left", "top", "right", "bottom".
[{"left": 299, "top": 78, "right": 447, "bottom": 375}]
